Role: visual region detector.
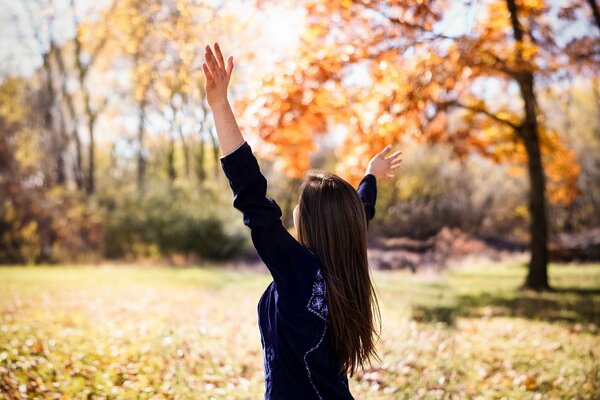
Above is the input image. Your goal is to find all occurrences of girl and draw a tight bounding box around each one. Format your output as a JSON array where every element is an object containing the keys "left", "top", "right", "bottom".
[{"left": 202, "top": 43, "right": 402, "bottom": 400}]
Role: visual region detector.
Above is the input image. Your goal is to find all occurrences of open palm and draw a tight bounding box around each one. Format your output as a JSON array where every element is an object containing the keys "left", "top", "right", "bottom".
[
  {"left": 366, "top": 145, "right": 402, "bottom": 179},
  {"left": 202, "top": 42, "right": 234, "bottom": 107}
]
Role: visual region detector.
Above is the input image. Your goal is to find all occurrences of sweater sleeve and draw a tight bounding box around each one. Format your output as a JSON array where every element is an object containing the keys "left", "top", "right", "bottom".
[
  {"left": 220, "top": 141, "right": 317, "bottom": 300},
  {"left": 357, "top": 173, "right": 377, "bottom": 226}
]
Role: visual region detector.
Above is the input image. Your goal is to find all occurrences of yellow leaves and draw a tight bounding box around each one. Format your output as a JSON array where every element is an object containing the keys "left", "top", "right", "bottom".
[
  {"left": 0, "top": 202, "right": 41, "bottom": 265},
  {"left": 14, "top": 128, "right": 41, "bottom": 170},
  {"left": 340, "top": 0, "right": 353, "bottom": 9},
  {"left": 485, "top": 2, "right": 511, "bottom": 31},
  {"left": 18, "top": 221, "right": 41, "bottom": 265},
  {"left": 125, "top": 40, "right": 139, "bottom": 55},
  {"left": 515, "top": 41, "right": 539, "bottom": 62},
  {"left": 0, "top": 78, "right": 25, "bottom": 123},
  {"left": 539, "top": 127, "right": 581, "bottom": 206},
  {"left": 520, "top": 0, "right": 547, "bottom": 14},
  {"left": 304, "top": 24, "right": 328, "bottom": 41}
]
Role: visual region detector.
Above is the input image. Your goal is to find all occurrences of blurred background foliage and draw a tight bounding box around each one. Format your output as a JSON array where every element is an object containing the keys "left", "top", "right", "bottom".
[{"left": 0, "top": 0, "right": 598, "bottom": 270}]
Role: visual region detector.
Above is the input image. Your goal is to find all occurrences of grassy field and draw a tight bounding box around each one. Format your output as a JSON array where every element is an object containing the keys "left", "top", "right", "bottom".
[{"left": 0, "top": 261, "right": 598, "bottom": 399}]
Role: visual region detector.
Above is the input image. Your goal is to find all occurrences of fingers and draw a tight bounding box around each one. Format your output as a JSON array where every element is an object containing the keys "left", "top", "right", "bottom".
[
  {"left": 214, "top": 42, "right": 226, "bottom": 70},
  {"left": 205, "top": 45, "right": 222, "bottom": 78},
  {"left": 390, "top": 155, "right": 402, "bottom": 165},
  {"left": 202, "top": 63, "right": 213, "bottom": 82},
  {"left": 226, "top": 56, "right": 234, "bottom": 76},
  {"left": 386, "top": 172, "right": 395, "bottom": 179},
  {"left": 205, "top": 43, "right": 233, "bottom": 80},
  {"left": 384, "top": 149, "right": 402, "bottom": 160},
  {"left": 377, "top": 144, "right": 392, "bottom": 156}
]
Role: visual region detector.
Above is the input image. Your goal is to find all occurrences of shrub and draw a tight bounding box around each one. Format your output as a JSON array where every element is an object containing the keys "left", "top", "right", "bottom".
[
  {"left": 102, "top": 182, "right": 248, "bottom": 261},
  {"left": 372, "top": 141, "right": 528, "bottom": 240}
]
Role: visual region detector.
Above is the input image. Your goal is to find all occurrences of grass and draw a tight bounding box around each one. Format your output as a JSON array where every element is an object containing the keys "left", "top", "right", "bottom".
[{"left": 0, "top": 261, "right": 598, "bottom": 399}]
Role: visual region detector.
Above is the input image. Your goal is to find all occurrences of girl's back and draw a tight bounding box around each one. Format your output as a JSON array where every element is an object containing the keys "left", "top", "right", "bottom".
[{"left": 204, "top": 42, "right": 401, "bottom": 399}]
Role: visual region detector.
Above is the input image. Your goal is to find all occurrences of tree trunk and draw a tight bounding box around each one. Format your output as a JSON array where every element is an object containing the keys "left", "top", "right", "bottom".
[
  {"left": 506, "top": 0, "right": 550, "bottom": 290},
  {"left": 178, "top": 127, "right": 190, "bottom": 178},
  {"left": 86, "top": 111, "right": 96, "bottom": 194},
  {"left": 209, "top": 130, "right": 220, "bottom": 177},
  {"left": 137, "top": 96, "right": 147, "bottom": 193},
  {"left": 73, "top": 131, "right": 84, "bottom": 190},
  {"left": 52, "top": 43, "right": 84, "bottom": 189},
  {"left": 41, "top": 51, "right": 58, "bottom": 185},
  {"left": 195, "top": 105, "right": 209, "bottom": 183},
  {"left": 196, "top": 137, "right": 206, "bottom": 183},
  {"left": 587, "top": 0, "right": 600, "bottom": 31},
  {"left": 167, "top": 135, "right": 176, "bottom": 183},
  {"left": 519, "top": 113, "right": 550, "bottom": 290},
  {"left": 70, "top": 0, "right": 98, "bottom": 194},
  {"left": 54, "top": 104, "right": 69, "bottom": 185}
]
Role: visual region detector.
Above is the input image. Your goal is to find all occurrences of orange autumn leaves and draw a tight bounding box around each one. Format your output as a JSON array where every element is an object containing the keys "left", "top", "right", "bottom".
[{"left": 238, "top": 0, "right": 591, "bottom": 205}]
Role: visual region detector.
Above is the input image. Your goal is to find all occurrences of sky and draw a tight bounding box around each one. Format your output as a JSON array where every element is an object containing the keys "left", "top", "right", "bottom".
[
  {"left": 0, "top": 0, "right": 305, "bottom": 79},
  {"left": 0, "top": 0, "right": 111, "bottom": 77}
]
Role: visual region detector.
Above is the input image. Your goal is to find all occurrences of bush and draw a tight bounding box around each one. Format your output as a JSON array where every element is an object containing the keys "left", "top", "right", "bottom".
[
  {"left": 102, "top": 182, "right": 248, "bottom": 261},
  {"left": 372, "top": 141, "right": 529, "bottom": 240}
]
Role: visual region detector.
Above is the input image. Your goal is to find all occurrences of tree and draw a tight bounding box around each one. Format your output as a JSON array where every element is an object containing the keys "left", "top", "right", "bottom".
[
  {"left": 13, "top": 0, "right": 117, "bottom": 192},
  {"left": 9, "top": 0, "right": 76, "bottom": 187},
  {"left": 106, "top": 0, "right": 160, "bottom": 192},
  {"left": 99, "top": 0, "right": 239, "bottom": 190},
  {"left": 243, "top": 0, "right": 598, "bottom": 290},
  {"left": 70, "top": 0, "right": 115, "bottom": 194}
]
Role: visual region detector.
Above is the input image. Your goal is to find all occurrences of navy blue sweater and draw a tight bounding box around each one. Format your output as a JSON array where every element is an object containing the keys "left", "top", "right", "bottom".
[{"left": 220, "top": 141, "right": 377, "bottom": 400}]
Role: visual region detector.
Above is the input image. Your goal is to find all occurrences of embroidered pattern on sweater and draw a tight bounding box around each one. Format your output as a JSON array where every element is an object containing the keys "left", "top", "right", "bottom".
[
  {"left": 304, "top": 268, "right": 329, "bottom": 400},
  {"left": 307, "top": 269, "right": 328, "bottom": 321}
]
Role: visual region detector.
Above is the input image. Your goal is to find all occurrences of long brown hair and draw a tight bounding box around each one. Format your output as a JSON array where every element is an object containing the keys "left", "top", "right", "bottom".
[{"left": 297, "top": 170, "right": 381, "bottom": 377}]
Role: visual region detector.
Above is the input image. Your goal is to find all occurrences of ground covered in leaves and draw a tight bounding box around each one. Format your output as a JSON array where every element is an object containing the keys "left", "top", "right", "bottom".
[{"left": 1, "top": 261, "right": 598, "bottom": 399}]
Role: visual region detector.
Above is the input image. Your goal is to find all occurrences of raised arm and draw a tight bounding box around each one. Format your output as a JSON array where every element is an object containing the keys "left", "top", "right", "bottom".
[
  {"left": 202, "top": 43, "right": 244, "bottom": 155},
  {"left": 357, "top": 174, "right": 377, "bottom": 224},
  {"left": 358, "top": 145, "right": 403, "bottom": 226},
  {"left": 203, "top": 43, "right": 317, "bottom": 302}
]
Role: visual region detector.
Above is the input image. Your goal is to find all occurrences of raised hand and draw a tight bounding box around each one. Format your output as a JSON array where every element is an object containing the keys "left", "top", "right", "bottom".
[
  {"left": 366, "top": 145, "right": 402, "bottom": 179},
  {"left": 202, "top": 42, "right": 234, "bottom": 108},
  {"left": 200, "top": 42, "right": 244, "bottom": 156}
]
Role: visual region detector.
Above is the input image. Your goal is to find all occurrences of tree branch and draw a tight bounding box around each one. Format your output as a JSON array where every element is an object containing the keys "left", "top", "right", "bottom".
[{"left": 442, "top": 99, "right": 520, "bottom": 129}]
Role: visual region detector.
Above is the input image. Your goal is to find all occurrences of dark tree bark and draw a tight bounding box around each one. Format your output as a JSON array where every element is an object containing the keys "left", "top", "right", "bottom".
[
  {"left": 506, "top": 0, "right": 550, "bottom": 290},
  {"left": 137, "top": 95, "right": 147, "bottom": 193},
  {"left": 196, "top": 136, "right": 207, "bottom": 183},
  {"left": 40, "top": 49, "right": 59, "bottom": 185},
  {"left": 167, "top": 135, "right": 177, "bottom": 183},
  {"left": 178, "top": 127, "right": 191, "bottom": 178},
  {"left": 587, "top": 0, "right": 600, "bottom": 31},
  {"left": 85, "top": 108, "right": 97, "bottom": 194}
]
